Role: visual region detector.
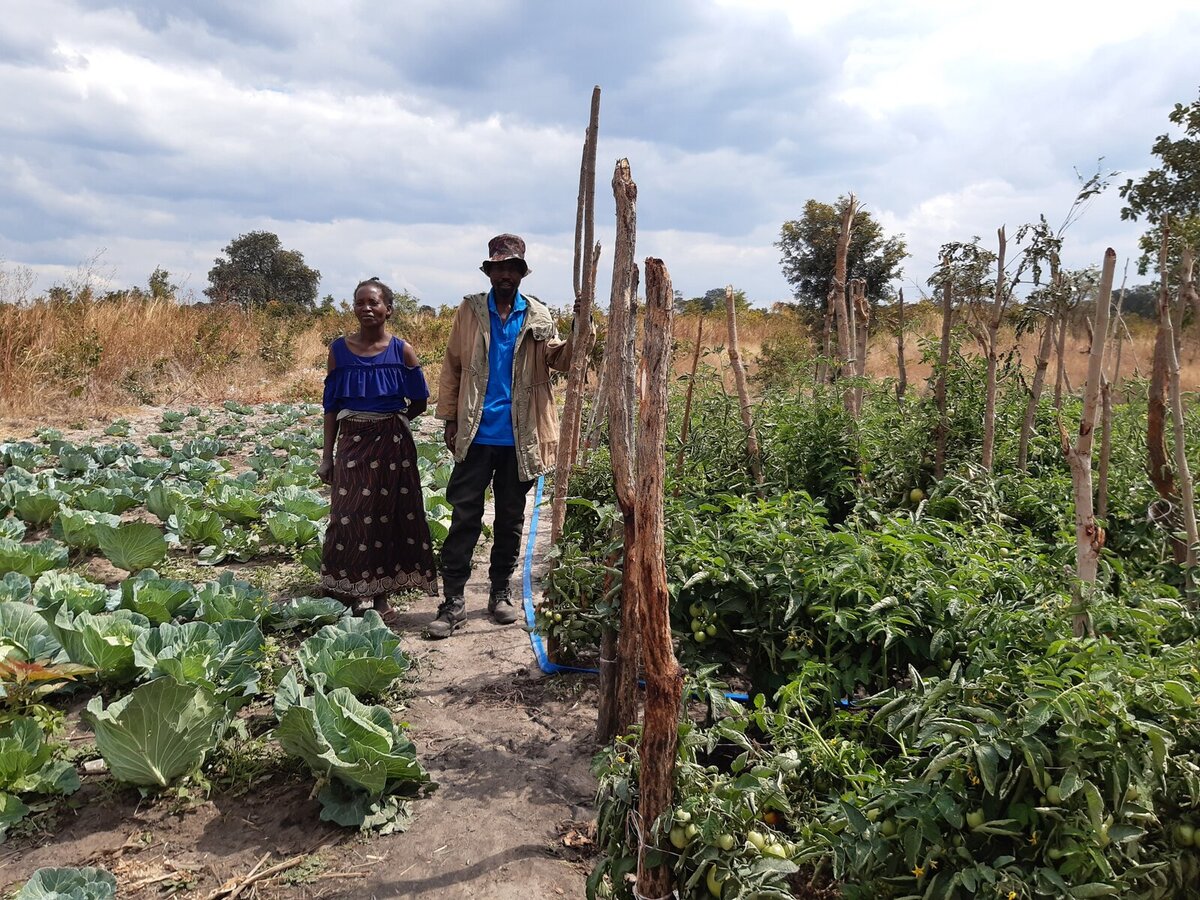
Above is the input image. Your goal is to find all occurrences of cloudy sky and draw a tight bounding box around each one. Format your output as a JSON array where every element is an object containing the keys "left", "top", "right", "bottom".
[{"left": 1, "top": 0, "right": 1196, "bottom": 309}]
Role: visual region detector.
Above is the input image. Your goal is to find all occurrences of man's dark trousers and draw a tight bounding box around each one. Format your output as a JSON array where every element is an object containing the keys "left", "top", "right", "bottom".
[{"left": 440, "top": 443, "right": 535, "bottom": 599}]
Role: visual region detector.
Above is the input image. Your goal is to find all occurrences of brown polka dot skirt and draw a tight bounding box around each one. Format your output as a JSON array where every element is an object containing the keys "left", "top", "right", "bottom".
[{"left": 320, "top": 414, "right": 439, "bottom": 600}]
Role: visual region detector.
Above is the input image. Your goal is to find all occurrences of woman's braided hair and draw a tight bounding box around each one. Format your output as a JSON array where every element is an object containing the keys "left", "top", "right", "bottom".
[{"left": 354, "top": 276, "right": 395, "bottom": 310}]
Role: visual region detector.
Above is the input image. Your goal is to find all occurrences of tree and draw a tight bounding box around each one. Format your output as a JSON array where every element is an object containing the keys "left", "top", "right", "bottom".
[
  {"left": 205, "top": 231, "right": 320, "bottom": 311},
  {"left": 1120, "top": 88, "right": 1200, "bottom": 277},
  {"left": 677, "top": 287, "right": 749, "bottom": 314},
  {"left": 777, "top": 197, "right": 908, "bottom": 312},
  {"left": 148, "top": 267, "right": 176, "bottom": 301}
]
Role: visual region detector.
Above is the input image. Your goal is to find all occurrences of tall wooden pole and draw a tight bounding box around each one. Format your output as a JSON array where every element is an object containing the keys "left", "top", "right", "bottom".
[
  {"left": 1160, "top": 226, "right": 1199, "bottom": 592},
  {"left": 1018, "top": 314, "right": 1056, "bottom": 472},
  {"left": 1097, "top": 265, "right": 1128, "bottom": 522},
  {"left": 725, "top": 285, "right": 764, "bottom": 489},
  {"left": 675, "top": 314, "right": 704, "bottom": 484},
  {"left": 934, "top": 257, "right": 953, "bottom": 478},
  {"left": 550, "top": 86, "right": 600, "bottom": 545},
  {"left": 895, "top": 288, "right": 907, "bottom": 402},
  {"left": 632, "top": 257, "right": 683, "bottom": 899},
  {"left": 831, "top": 196, "right": 857, "bottom": 415},
  {"left": 851, "top": 277, "right": 869, "bottom": 415},
  {"left": 981, "top": 226, "right": 1007, "bottom": 472},
  {"left": 596, "top": 159, "right": 640, "bottom": 742},
  {"left": 1062, "top": 248, "right": 1115, "bottom": 639}
]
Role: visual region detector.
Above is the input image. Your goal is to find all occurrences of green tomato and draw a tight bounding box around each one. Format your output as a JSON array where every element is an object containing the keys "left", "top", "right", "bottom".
[
  {"left": 880, "top": 818, "right": 897, "bottom": 837},
  {"left": 764, "top": 842, "right": 788, "bottom": 859},
  {"left": 553, "top": 612, "right": 563, "bottom": 623},
  {"left": 909, "top": 488, "right": 926, "bottom": 503},
  {"left": 674, "top": 810, "right": 691, "bottom": 824},
  {"left": 705, "top": 624, "right": 717, "bottom": 637},
  {"left": 705, "top": 865, "right": 725, "bottom": 898},
  {"left": 690, "top": 618, "right": 702, "bottom": 632},
  {"left": 670, "top": 826, "right": 689, "bottom": 850},
  {"left": 746, "top": 830, "right": 766, "bottom": 851},
  {"left": 865, "top": 808, "right": 881, "bottom": 822},
  {"left": 693, "top": 630, "right": 708, "bottom": 643},
  {"left": 685, "top": 824, "right": 700, "bottom": 841},
  {"left": 689, "top": 603, "right": 704, "bottom": 618},
  {"left": 1175, "top": 823, "right": 1196, "bottom": 848},
  {"left": 716, "top": 833, "right": 735, "bottom": 851},
  {"left": 966, "top": 810, "right": 986, "bottom": 830},
  {"left": 1046, "top": 785, "right": 1063, "bottom": 805}
]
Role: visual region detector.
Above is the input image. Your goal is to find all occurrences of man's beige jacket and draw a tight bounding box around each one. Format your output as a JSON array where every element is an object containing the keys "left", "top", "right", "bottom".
[{"left": 436, "top": 293, "right": 592, "bottom": 482}]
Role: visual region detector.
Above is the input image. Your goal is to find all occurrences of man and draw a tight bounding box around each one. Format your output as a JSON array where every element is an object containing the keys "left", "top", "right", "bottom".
[{"left": 430, "top": 234, "right": 590, "bottom": 638}]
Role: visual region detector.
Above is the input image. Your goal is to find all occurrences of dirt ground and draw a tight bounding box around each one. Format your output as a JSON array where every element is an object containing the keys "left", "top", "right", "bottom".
[{"left": 0, "top": 411, "right": 603, "bottom": 900}]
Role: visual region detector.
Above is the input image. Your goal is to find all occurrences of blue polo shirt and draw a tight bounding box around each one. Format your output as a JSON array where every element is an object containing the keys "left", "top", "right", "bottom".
[{"left": 474, "top": 290, "right": 527, "bottom": 446}]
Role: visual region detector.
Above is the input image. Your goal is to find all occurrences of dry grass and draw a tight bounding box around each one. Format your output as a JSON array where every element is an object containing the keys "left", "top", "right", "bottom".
[
  {"left": 673, "top": 307, "right": 1200, "bottom": 394},
  {"left": 3, "top": 294, "right": 1197, "bottom": 429},
  {"left": 0, "top": 295, "right": 456, "bottom": 425}
]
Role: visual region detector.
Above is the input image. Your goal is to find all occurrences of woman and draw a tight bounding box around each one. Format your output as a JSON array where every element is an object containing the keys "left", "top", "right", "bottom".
[{"left": 319, "top": 277, "right": 438, "bottom": 617}]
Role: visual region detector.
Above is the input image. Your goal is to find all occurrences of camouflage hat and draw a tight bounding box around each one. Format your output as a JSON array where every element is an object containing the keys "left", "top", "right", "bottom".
[{"left": 480, "top": 233, "right": 531, "bottom": 276}]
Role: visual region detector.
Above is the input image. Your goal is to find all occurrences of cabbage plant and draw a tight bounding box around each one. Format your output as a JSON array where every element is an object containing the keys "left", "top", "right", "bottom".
[
  {"left": 119, "top": 569, "right": 196, "bottom": 623},
  {"left": 95, "top": 522, "right": 167, "bottom": 573},
  {"left": 297, "top": 611, "right": 411, "bottom": 697},
  {"left": 0, "top": 718, "right": 81, "bottom": 840},
  {"left": 275, "top": 672, "right": 431, "bottom": 829},
  {"left": 50, "top": 608, "right": 149, "bottom": 684},
  {"left": 15, "top": 867, "right": 117, "bottom": 900},
  {"left": 133, "top": 619, "right": 264, "bottom": 704},
  {"left": 0, "top": 602, "right": 63, "bottom": 663},
  {"left": 31, "top": 572, "right": 111, "bottom": 616},
  {"left": 84, "top": 677, "right": 226, "bottom": 788},
  {"left": 0, "top": 538, "right": 69, "bottom": 579},
  {"left": 52, "top": 508, "right": 121, "bottom": 552}
]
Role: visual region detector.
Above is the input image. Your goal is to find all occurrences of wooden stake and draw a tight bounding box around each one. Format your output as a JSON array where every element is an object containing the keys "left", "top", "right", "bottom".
[
  {"left": 981, "top": 226, "right": 1007, "bottom": 471},
  {"left": 934, "top": 257, "right": 953, "bottom": 478},
  {"left": 725, "top": 285, "right": 763, "bottom": 489},
  {"left": 895, "top": 288, "right": 907, "bottom": 401},
  {"left": 1018, "top": 313, "right": 1056, "bottom": 472},
  {"left": 830, "top": 196, "right": 857, "bottom": 415},
  {"left": 851, "top": 277, "right": 869, "bottom": 414},
  {"left": 632, "top": 257, "right": 683, "bottom": 900},
  {"left": 674, "top": 314, "right": 704, "bottom": 484},
  {"left": 597, "top": 158, "right": 640, "bottom": 741},
  {"left": 1062, "top": 248, "right": 1115, "bottom": 638},
  {"left": 550, "top": 86, "right": 601, "bottom": 545},
  {"left": 1161, "top": 226, "right": 1199, "bottom": 592},
  {"left": 1097, "top": 264, "right": 1128, "bottom": 522}
]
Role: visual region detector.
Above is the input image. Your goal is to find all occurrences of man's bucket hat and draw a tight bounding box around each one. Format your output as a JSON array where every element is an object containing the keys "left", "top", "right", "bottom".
[{"left": 480, "top": 233, "right": 531, "bottom": 276}]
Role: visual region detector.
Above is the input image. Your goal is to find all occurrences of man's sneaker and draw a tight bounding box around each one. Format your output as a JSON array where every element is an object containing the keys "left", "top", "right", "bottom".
[
  {"left": 488, "top": 587, "right": 519, "bottom": 625},
  {"left": 426, "top": 596, "right": 466, "bottom": 639}
]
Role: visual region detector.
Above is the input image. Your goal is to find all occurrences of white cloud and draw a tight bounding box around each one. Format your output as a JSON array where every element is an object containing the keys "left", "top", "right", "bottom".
[{"left": 0, "top": 0, "right": 1195, "bottom": 310}]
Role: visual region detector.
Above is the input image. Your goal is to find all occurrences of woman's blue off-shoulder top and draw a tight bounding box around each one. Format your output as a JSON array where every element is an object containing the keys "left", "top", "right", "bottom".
[{"left": 322, "top": 336, "right": 429, "bottom": 414}]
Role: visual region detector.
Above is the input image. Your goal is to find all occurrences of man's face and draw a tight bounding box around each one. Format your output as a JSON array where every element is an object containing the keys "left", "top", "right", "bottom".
[{"left": 487, "top": 260, "right": 525, "bottom": 301}]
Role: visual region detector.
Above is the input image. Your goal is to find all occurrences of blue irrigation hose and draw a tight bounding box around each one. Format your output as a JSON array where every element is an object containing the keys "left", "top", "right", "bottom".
[
  {"left": 523, "top": 476, "right": 601, "bottom": 676},
  {"left": 522, "top": 475, "right": 751, "bottom": 702}
]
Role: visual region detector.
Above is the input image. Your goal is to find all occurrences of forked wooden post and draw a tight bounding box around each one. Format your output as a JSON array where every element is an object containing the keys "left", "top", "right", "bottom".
[
  {"left": 851, "top": 277, "right": 869, "bottom": 415},
  {"left": 632, "top": 257, "right": 683, "bottom": 900},
  {"left": 595, "top": 159, "right": 640, "bottom": 742},
  {"left": 1061, "top": 248, "right": 1115, "bottom": 638},
  {"left": 549, "top": 86, "right": 601, "bottom": 546},
  {"left": 724, "top": 285, "right": 763, "bottom": 489}
]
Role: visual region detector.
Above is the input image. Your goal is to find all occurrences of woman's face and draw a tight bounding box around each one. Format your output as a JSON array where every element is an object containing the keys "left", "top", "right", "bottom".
[{"left": 353, "top": 284, "right": 391, "bottom": 327}]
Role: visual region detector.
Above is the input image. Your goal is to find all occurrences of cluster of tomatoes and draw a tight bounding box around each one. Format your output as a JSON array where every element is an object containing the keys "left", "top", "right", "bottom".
[
  {"left": 667, "top": 809, "right": 795, "bottom": 898},
  {"left": 687, "top": 602, "right": 720, "bottom": 644}
]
